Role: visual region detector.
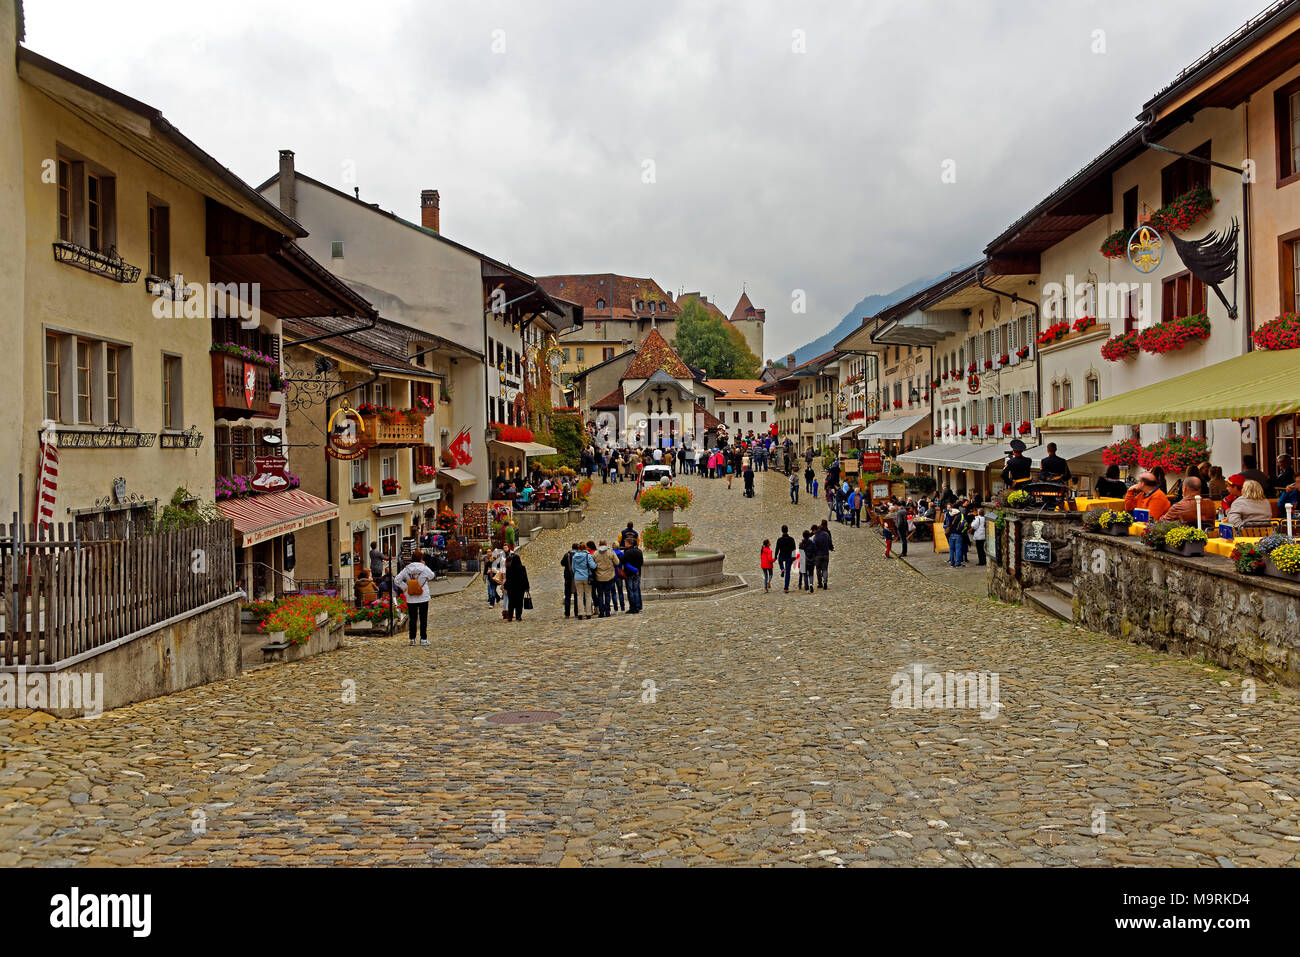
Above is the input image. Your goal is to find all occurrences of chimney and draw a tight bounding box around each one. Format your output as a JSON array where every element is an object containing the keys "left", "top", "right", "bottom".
[
  {"left": 278, "top": 150, "right": 296, "bottom": 218},
  {"left": 421, "top": 189, "right": 440, "bottom": 232},
  {"left": 786, "top": 353, "right": 796, "bottom": 367}
]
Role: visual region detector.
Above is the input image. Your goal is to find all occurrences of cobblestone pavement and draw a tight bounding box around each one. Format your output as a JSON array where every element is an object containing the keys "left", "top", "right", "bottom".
[{"left": 3, "top": 468, "right": 1300, "bottom": 867}]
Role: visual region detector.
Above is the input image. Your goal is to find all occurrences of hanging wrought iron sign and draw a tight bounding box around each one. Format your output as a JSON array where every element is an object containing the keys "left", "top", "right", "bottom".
[
  {"left": 325, "top": 404, "right": 368, "bottom": 460},
  {"left": 1127, "top": 226, "right": 1163, "bottom": 274}
]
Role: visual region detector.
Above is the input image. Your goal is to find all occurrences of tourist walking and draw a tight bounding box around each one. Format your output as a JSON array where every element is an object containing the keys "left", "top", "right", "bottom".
[
  {"left": 946, "top": 505, "right": 968, "bottom": 567},
  {"left": 797, "top": 532, "right": 814, "bottom": 592},
  {"left": 789, "top": 472, "right": 799, "bottom": 504},
  {"left": 814, "top": 521, "right": 832, "bottom": 589},
  {"left": 503, "top": 552, "right": 530, "bottom": 622},
  {"left": 487, "top": 546, "right": 506, "bottom": 607},
  {"left": 775, "top": 525, "right": 796, "bottom": 593},
  {"left": 804, "top": 465, "right": 815, "bottom": 494},
  {"left": 560, "top": 544, "right": 576, "bottom": 617},
  {"left": 392, "top": 549, "right": 435, "bottom": 646},
  {"left": 760, "top": 539, "right": 774, "bottom": 592},
  {"left": 893, "top": 505, "right": 909, "bottom": 558},
  {"left": 971, "top": 507, "right": 988, "bottom": 565},
  {"left": 369, "top": 542, "right": 386, "bottom": 581},
  {"left": 593, "top": 540, "right": 620, "bottom": 617},
  {"left": 571, "top": 541, "right": 596, "bottom": 619},
  {"left": 883, "top": 508, "right": 897, "bottom": 558},
  {"left": 743, "top": 464, "right": 755, "bottom": 498}
]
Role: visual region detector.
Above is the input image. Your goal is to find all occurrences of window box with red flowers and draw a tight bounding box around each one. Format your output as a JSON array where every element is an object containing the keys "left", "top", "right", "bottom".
[
  {"left": 1148, "top": 186, "right": 1215, "bottom": 233},
  {"left": 1016, "top": 345, "right": 1030, "bottom": 360},
  {"left": 416, "top": 464, "right": 437, "bottom": 482},
  {"left": 1101, "top": 330, "right": 1140, "bottom": 362},
  {"left": 931, "top": 378, "right": 940, "bottom": 388},
  {"left": 1100, "top": 228, "right": 1129, "bottom": 260},
  {"left": 351, "top": 482, "right": 374, "bottom": 499},
  {"left": 1036, "top": 322, "right": 1070, "bottom": 346},
  {"left": 983, "top": 359, "right": 993, "bottom": 370},
  {"left": 1102, "top": 438, "right": 1142, "bottom": 467},
  {"left": 1254, "top": 313, "right": 1300, "bottom": 351},
  {"left": 1136, "top": 313, "right": 1210, "bottom": 355},
  {"left": 381, "top": 478, "right": 401, "bottom": 496},
  {"left": 933, "top": 429, "right": 942, "bottom": 438},
  {"left": 848, "top": 410, "right": 865, "bottom": 422},
  {"left": 892, "top": 400, "right": 903, "bottom": 408},
  {"left": 958, "top": 428, "right": 968, "bottom": 436},
  {"left": 1072, "top": 316, "right": 1097, "bottom": 335},
  {"left": 984, "top": 424, "right": 995, "bottom": 436},
  {"left": 1017, "top": 421, "right": 1032, "bottom": 435},
  {"left": 998, "top": 353, "right": 1010, "bottom": 365},
  {"left": 1001, "top": 422, "right": 1013, "bottom": 435},
  {"left": 967, "top": 363, "right": 977, "bottom": 374}
]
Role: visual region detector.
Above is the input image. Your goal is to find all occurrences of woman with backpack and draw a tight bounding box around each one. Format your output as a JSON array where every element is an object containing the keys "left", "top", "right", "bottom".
[{"left": 393, "top": 550, "right": 436, "bottom": 646}]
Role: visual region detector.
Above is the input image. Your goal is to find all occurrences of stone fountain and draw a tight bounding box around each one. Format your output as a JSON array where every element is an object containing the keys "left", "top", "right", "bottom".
[{"left": 637, "top": 477, "right": 725, "bottom": 590}]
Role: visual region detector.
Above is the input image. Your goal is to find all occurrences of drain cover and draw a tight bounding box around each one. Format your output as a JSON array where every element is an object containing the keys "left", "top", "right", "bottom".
[{"left": 486, "top": 710, "right": 561, "bottom": 725}]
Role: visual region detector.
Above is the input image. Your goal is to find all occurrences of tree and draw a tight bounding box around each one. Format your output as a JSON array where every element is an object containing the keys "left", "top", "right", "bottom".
[{"left": 674, "top": 299, "right": 761, "bottom": 379}]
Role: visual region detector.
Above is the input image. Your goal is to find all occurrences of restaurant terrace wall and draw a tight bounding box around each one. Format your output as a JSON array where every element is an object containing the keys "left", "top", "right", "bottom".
[{"left": 1075, "top": 532, "right": 1300, "bottom": 687}]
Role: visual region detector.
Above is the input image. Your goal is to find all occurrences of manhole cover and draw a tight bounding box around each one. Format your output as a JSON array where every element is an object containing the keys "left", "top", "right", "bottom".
[{"left": 485, "top": 710, "right": 561, "bottom": 725}]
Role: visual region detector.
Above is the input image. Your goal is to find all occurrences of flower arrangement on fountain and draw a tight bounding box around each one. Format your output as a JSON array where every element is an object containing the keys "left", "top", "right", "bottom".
[
  {"left": 638, "top": 484, "right": 694, "bottom": 556},
  {"left": 1005, "top": 490, "right": 1029, "bottom": 508},
  {"left": 1232, "top": 542, "right": 1266, "bottom": 575}
]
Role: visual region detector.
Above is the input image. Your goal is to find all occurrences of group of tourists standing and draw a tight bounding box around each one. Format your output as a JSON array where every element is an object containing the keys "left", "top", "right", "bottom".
[{"left": 559, "top": 523, "right": 644, "bottom": 619}]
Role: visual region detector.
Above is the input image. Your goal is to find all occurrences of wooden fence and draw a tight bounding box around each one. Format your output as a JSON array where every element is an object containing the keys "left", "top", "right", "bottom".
[{"left": 1, "top": 518, "right": 236, "bottom": 667}]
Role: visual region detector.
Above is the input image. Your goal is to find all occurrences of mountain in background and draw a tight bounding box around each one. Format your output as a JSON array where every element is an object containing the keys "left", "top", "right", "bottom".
[{"left": 782, "top": 271, "right": 954, "bottom": 367}]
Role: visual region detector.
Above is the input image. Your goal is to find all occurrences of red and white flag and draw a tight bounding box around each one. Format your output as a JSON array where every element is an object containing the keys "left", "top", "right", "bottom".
[{"left": 35, "top": 420, "right": 58, "bottom": 532}]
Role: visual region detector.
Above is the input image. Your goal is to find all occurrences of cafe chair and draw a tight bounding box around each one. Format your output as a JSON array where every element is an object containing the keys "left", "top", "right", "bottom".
[{"left": 1238, "top": 520, "right": 1279, "bottom": 538}]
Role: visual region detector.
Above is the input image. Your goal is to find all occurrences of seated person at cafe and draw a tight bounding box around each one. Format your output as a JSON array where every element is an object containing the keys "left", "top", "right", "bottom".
[
  {"left": 1224, "top": 479, "right": 1276, "bottom": 529},
  {"left": 1221, "top": 474, "right": 1244, "bottom": 510},
  {"left": 1272, "top": 454, "right": 1295, "bottom": 496},
  {"left": 1279, "top": 479, "right": 1300, "bottom": 515},
  {"left": 1095, "top": 464, "right": 1128, "bottom": 498},
  {"left": 1001, "top": 439, "right": 1033, "bottom": 488},
  {"left": 354, "top": 568, "right": 378, "bottom": 606},
  {"left": 1163, "top": 476, "right": 1216, "bottom": 525},
  {"left": 1206, "top": 465, "right": 1229, "bottom": 500},
  {"left": 1122, "top": 471, "right": 1171, "bottom": 521},
  {"left": 1039, "top": 443, "right": 1071, "bottom": 484}
]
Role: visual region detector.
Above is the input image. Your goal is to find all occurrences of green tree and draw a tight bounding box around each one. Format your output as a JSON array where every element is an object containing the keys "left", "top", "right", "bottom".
[{"left": 675, "top": 299, "right": 761, "bottom": 378}]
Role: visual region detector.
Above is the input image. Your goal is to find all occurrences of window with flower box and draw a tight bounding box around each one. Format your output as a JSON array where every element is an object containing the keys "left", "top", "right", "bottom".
[
  {"left": 1161, "top": 271, "right": 1207, "bottom": 323},
  {"left": 1274, "top": 75, "right": 1300, "bottom": 186},
  {"left": 1280, "top": 229, "right": 1300, "bottom": 314},
  {"left": 1161, "top": 141, "right": 1211, "bottom": 206}
]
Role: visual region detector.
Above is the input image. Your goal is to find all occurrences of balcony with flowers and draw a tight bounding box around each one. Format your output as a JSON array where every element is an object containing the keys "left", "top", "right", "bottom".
[{"left": 354, "top": 403, "right": 428, "bottom": 448}]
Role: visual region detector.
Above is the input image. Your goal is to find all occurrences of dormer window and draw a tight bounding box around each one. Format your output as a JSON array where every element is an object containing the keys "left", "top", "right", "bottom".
[
  {"left": 596, "top": 298, "right": 605, "bottom": 310},
  {"left": 637, "top": 300, "right": 645, "bottom": 311},
  {"left": 659, "top": 302, "right": 666, "bottom": 312}
]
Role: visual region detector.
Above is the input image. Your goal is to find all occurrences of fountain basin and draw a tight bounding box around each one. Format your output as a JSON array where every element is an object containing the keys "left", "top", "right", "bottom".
[{"left": 640, "top": 547, "right": 726, "bottom": 590}]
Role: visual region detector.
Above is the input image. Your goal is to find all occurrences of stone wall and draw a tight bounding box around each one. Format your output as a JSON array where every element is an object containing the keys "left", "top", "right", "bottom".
[
  {"left": 989, "top": 508, "right": 1082, "bottom": 603},
  {"left": 1074, "top": 532, "right": 1300, "bottom": 687}
]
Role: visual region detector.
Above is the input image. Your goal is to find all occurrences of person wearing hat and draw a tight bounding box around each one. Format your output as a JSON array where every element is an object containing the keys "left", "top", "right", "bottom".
[
  {"left": 1122, "top": 471, "right": 1171, "bottom": 521},
  {"left": 1221, "top": 473, "right": 1245, "bottom": 510},
  {"left": 1039, "top": 442, "right": 1071, "bottom": 485},
  {"left": 1001, "top": 439, "right": 1033, "bottom": 489}
]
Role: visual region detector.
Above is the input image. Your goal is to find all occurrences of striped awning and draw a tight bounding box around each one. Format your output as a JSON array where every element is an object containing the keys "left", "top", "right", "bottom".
[{"left": 217, "top": 488, "right": 339, "bottom": 547}]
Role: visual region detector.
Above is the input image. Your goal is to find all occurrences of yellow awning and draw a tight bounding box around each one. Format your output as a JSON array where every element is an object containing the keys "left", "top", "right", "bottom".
[{"left": 1035, "top": 348, "right": 1300, "bottom": 428}]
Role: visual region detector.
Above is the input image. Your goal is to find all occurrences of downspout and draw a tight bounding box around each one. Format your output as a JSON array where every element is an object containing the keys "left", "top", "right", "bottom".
[{"left": 976, "top": 263, "right": 1041, "bottom": 433}]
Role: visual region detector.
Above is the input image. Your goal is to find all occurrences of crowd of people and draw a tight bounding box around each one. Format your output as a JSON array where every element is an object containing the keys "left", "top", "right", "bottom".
[{"left": 1109, "top": 453, "right": 1295, "bottom": 530}]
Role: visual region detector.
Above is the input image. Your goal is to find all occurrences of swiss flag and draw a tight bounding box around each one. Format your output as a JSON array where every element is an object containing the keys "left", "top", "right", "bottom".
[{"left": 243, "top": 362, "right": 256, "bottom": 408}]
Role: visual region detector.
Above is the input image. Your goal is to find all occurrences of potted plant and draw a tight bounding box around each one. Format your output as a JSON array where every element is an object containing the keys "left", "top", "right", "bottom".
[
  {"left": 351, "top": 482, "right": 374, "bottom": 498},
  {"left": 1001, "top": 422, "right": 1013, "bottom": 435},
  {"left": 984, "top": 359, "right": 994, "bottom": 370},
  {"left": 1017, "top": 421, "right": 1032, "bottom": 435},
  {"left": 1262, "top": 538, "right": 1300, "bottom": 582},
  {"left": 1081, "top": 508, "right": 1105, "bottom": 533},
  {"left": 1164, "top": 525, "right": 1208, "bottom": 557},
  {"left": 1016, "top": 346, "right": 1030, "bottom": 359},
  {"left": 381, "top": 477, "right": 401, "bottom": 495},
  {"left": 1139, "top": 519, "right": 1178, "bottom": 548},
  {"left": 984, "top": 424, "right": 995, "bottom": 436},
  {"left": 1006, "top": 490, "right": 1029, "bottom": 509},
  {"left": 1101, "top": 509, "right": 1135, "bottom": 537},
  {"left": 416, "top": 464, "right": 437, "bottom": 482},
  {"left": 1231, "top": 542, "right": 1266, "bottom": 575}
]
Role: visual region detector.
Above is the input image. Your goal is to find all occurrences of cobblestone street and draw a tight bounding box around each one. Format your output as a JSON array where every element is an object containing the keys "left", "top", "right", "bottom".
[{"left": 3, "top": 469, "right": 1300, "bottom": 867}]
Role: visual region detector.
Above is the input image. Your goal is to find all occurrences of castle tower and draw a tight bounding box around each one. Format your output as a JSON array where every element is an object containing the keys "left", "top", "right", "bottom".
[{"left": 729, "top": 291, "right": 765, "bottom": 363}]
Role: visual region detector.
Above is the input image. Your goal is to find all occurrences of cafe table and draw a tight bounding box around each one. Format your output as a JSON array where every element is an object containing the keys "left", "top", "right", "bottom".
[
  {"left": 1205, "top": 535, "right": 1264, "bottom": 558},
  {"left": 1074, "top": 496, "right": 1126, "bottom": 512}
]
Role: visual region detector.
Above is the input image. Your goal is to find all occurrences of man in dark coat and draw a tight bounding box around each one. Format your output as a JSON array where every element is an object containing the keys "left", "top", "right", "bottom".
[
  {"left": 743, "top": 465, "right": 755, "bottom": 497},
  {"left": 774, "top": 525, "right": 796, "bottom": 593},
  {"left": 622, "top": 542, "right": 644, "bottom": 613},
  {"left": 893, "top": 504, "right": 909, "bottom": 557},
  {"left": 813, "top": 522, "right": 832, "bottom": 589},
  {"left": 504, "top": 552, "right": 530, "bottom": 622}
]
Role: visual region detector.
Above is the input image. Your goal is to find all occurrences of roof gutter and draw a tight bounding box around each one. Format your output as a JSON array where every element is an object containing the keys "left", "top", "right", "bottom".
[{"left": 1139, "top": 121, "right": 1251, "bottom": 338}]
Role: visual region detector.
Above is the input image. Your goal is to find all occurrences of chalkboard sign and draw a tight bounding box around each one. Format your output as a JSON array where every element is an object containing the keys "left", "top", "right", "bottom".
[{"left": 1023, "top": 540, "right": 1052, "bottom": 564}]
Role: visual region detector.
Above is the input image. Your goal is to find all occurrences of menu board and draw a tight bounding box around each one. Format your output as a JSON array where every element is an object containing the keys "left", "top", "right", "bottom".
[
  {"left": 1023, "top": 540, "right": 1052, "bottom": 565},
  {"left": 462, "top": 503, "right": 490, "bottom": 538}
]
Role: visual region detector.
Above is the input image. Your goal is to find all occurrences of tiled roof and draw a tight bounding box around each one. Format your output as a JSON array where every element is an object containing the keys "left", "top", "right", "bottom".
[
  {"left": 697, "top": 404, "right": 723, "bottom": 429},
  {"left": 538, "top": 274, "right": 681, "bottom": 322},
  {"left": 622, "top": 328, "right": 693, "bottom": 380},
  {"left": 678, "top": 292, "right": 728, "bottom": 322},
  {"left": 729, "top": 292, "right": 764, "bottom": 323},
  {"left": 591, "top": 386, "right": 624, "bottom": 410},
  {"left": 282, "top": 317, "right": 440, "bottom": 377},
  {"left": 703, "top": 379, "right": 774, "bottom": 401}
]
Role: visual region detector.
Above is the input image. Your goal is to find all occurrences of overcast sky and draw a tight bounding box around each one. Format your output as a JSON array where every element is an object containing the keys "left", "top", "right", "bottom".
[{"left": 25, "top": 0, "right": 1268, "bottom": 359}]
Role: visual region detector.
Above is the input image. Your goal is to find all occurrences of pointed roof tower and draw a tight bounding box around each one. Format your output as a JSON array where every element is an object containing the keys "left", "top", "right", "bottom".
[{"left": 730, "top": 291, "right": 763, "bottom": 323}]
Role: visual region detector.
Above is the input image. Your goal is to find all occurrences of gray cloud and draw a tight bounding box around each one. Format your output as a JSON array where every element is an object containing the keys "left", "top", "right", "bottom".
[{"left": 25, "top": 0, "right": 1266, "bottom": 357}]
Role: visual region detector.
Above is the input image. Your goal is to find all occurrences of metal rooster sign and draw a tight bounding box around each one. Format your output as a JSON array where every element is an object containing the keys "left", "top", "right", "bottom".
[{"left": 1166, "top": 218, "right": 1239, "bottom": 319}]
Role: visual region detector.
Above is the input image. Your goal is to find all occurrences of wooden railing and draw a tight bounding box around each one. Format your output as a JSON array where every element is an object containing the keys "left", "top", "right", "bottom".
[
  {"left": 212, "top": 352, "right": 272, "bottom": 416},
  {"left": 1, "top": 519, "right": 236, "bottom": 667},
  {"left": 357, "top": 412, "right": 426, "bottom": 448}
]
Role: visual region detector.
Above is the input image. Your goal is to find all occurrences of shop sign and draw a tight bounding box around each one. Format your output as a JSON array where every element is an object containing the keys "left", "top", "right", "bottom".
[
  {"left": 326, "top": 407, "right": 368, "bottom": 461},
  {"left": 861, "top": 452, "right": 882, "bottom": 473},
  {"left": 252, "top": 454, "right": 289, "bottom": 493},
  {"left": 1127, "top": 226, "right": 1163, "bottom": 274},
  {"left": 940, "top": 385, "right": 964, "bottom": 405}
]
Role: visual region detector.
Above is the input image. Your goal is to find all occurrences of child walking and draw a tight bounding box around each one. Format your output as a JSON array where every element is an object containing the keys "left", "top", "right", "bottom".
[
  {"left": 760, "top": 539, "right": 774, "bottom": 592},
  {"left": 883, "top": 515, "right": 897, "bottom": 558}
]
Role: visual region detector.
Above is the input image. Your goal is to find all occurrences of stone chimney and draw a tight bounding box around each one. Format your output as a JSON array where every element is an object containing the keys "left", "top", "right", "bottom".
[
  {"left": 421, "top": 189, "right": 440, "bottom": 232},
  {"left": 786, "top": 353, "right": 796, "bottom": 367},
  {"left": 278, "top": 150, "right": 296, "bottom": 218}
]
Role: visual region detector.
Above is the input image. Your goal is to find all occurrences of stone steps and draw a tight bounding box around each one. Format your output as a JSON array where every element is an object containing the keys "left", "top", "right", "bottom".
[{"left": 1024, "top": 585, "right": 1073, "bottom": 623}]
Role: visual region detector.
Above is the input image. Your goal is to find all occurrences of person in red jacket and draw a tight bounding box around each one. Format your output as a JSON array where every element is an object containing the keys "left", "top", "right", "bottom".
[
  {"left": 760, "top": 539, "right": 775, "bottom": 592},
  {"left": 1122, "top": 471, "right": 1171, "bottom": 521}
]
